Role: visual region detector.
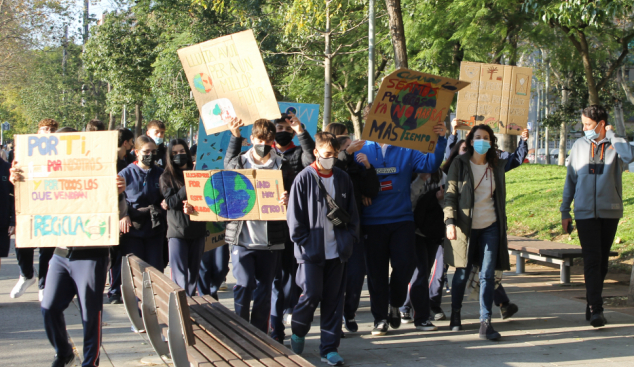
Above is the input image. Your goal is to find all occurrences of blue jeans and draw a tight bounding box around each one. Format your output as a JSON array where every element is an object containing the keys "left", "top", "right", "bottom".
[{"left": 451, "top": 221, "right": 499, "bottom": 321}]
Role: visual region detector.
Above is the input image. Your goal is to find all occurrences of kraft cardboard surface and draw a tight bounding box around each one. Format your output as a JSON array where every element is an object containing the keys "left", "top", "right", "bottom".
[
  {"left": 184, "top": 169, "right": 286, "bottom": 222},
  {"left": 14, "top": 131, "right": 119, "bottom": 248},
  {"left": 456, "top": 61, "right": 532, "bottom": 135},
  {"left": 362, "top": 68, "right": 469, "bottom": 152},
  {"left": 204, "top": 222, "right": 226, "bottom": 252},
  {"left": 178, "top": 29, "right": 280, "bottom": 135}
]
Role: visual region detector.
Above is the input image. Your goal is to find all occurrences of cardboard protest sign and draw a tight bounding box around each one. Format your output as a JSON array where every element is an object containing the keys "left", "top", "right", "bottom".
[
  {"left": 184, "top": 169, "right": 286, "bottom": 222},
  {"left": 362, "top": 68, "right": 469, "bottom": 152},
  {"left": 195, "top": 102, "right": 320, "bottom": 170},
  {"left": 14, "top": 131, "right": 119, "bottom": 248},
  {"left": 455, "top": 61, "right": 533, "bottom": 135},
  {"left": 178, "top": 29, "right": 281, "bottom": 135},
  {"left": 204, "top": 222, "right": 226, "bottom": 252}
]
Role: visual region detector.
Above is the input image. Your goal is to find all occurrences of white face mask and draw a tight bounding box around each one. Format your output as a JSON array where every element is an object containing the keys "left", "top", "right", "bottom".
[{"left": 318, "top": 154, "right": 336, "bottom": 170}]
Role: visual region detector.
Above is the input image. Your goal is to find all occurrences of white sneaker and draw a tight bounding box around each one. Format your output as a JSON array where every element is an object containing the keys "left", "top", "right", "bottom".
[
  {"left": 39, "top": 289, "right": 45, "bottom": 302},
  {"left": 10, "top": 274, "right": 37, "bottom": 299},
  {"left": 219, "top": 281, "right": 228, "bottom": 291},
  {"left": 284, "top": 313, "right": 293, "bottom": 325}
]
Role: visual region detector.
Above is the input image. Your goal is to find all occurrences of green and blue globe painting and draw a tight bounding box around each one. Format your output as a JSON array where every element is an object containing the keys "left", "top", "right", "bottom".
[{"left": 204, "top": 171, "right": 256, "bottom": 219}]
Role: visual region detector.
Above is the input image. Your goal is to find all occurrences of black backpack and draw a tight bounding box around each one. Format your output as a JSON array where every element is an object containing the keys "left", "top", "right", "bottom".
[{"left": 413, "top": 187, "right": 446, "bottom": 242}]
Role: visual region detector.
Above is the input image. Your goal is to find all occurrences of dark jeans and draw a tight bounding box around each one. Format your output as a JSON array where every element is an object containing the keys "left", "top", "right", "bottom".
[
  {"left": 451, "top": 221, "right": 499, "bottom": 321},
  {"left": 108, "top": 246, "right": 122, "bottom": 298},
  {"left": 363, "top": 221, "right": 416, "bottom": 323},
  {"left": 344, "top": 235, "right": 366, "bottom": 320},
  {"left": 429, "top": 245, "right": 447, "bottom": 310},
  {"left": 576, "top": 218, "right": 620, "bottom": 314},
  {"left": 197, "top": 245, "right": 230, "bottom": 300},
  {"left": 168, "top": 237, "right": 205, "bottom": 297},
  {"left": 16, "top": 247, "right": 54, "bottom": 289},
  {"left": 400, "top": 235, "right": 441, "bottom": 324},
  {"left": 120, "top": 235, "right": 164, "bottom": 270}
]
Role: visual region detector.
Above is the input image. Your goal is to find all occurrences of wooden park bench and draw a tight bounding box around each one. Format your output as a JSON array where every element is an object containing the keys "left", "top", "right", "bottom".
[
  {"left": 507, "top": 236, "right": 618, "bottom": 284},
  {"left": 120, "top": 254, "right": 314, "bottom": 367}
]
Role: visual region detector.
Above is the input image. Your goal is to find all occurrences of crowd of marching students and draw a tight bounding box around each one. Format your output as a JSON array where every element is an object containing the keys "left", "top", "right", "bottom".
[{"left": 0, "top": 104, "right": 631, "bottom": 367}]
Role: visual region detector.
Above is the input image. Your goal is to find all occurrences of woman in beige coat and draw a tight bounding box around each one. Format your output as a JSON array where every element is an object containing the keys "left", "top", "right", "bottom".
[{"left": 444, "top": 124, "right": 511, "bottom": 341}]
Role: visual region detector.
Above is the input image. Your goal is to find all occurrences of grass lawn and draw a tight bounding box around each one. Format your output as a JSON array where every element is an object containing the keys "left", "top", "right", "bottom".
[{"left": 505, "top": 164, "right": 634, "bottom": 273}]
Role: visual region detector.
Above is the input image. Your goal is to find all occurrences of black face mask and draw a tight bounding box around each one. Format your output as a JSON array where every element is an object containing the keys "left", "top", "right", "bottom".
[
  {"left": 172, "top": 153, "right": 188, "bottom": 167},
  {"left": 275, "top": 131, "right": 294, "bottom": 147},
  {"left": 254, "top": 144, "right": 272, "bottom": 158},
  {"left": 141, "top": 154, "right": 155, "bottom": 168}
]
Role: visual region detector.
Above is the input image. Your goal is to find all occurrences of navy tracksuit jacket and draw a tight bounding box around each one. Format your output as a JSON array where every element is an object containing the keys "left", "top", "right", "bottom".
[{"left": 287, "top": 165, "right": 359, "bottom": 356}]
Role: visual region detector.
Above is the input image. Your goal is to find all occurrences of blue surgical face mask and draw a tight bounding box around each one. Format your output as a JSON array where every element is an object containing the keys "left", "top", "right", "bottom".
[
  {"left": 473, "top": 139, "right": 491, "bottom": 155},
  {"left": 153, "top": 136, "right": 164, "bottom": 145},
  {"left": 584, "top": 123, "right": 601, "bottom": 141}
]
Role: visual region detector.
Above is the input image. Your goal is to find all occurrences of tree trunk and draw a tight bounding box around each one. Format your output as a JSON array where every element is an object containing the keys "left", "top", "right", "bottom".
[
  {"left": 346, "top": 100, "right": 365, "bottom": 139},
  {"left": 135, "top": 103, "right": 143, "bottom": 138},
  {"left": 617, "top": 66, "right": 634, "bottom": 105},
  {"left": 614, "top": 101, "right": 626, "bottom": 137},
  {"left": 574, "top": 31, "right": 600, "bottom": 105},
  {"left": 558, "top": 86, "right": 570, "bottom": 166},
  {"left": 496, "top": 134, "right": 518, "bottom": 154},
  {"left": 544, "top": 61, "right": 550, "bottom": 164},
  {"left": 385, "top": 0, "right": 408, "bottom": 68},
  {"left": 107, "top": 83, "right": 115, "bottom": 130},
  {"left": 323, "top": 5, "right": 332, "bottom": 126}
]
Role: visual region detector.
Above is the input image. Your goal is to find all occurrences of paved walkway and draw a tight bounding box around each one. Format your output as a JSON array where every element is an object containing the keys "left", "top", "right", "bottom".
[{"left": 2, "top": 238, "right": 634, "bottom": 366}]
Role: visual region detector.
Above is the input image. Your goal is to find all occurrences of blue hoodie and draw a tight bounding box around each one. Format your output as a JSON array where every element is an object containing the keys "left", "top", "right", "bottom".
[{"left": 355, "top": 138, "right": 446, "bottom": 225}]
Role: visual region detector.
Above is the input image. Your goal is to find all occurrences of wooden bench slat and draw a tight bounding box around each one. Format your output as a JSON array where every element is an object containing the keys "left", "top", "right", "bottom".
[
  {"left": 187, "top": 345, "right": 215, "bottom": 367},
  {"left": 191, "top": 324, "right": 250, "bottom": 367},
  {"left": 190, "top": 303, "right": 285, "bottom": 367},
  {"left": 199, "top": 296, "right": 311, "bottom": 367},
  {"left": 190, "top": 308, "right": 270, "bottom": 367}
]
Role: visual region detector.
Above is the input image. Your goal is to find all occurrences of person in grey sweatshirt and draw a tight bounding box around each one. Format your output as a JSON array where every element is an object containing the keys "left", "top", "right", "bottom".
[{"left": 561, "top": 105, "right": 634, "bottom": 328}]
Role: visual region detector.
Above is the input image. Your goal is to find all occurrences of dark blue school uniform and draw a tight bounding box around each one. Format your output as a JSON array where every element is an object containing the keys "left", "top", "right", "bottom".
[
  {"left": 118, "top": 163, "right": 165, "bottom": 269},
  {"left": 287, "top": 165, "right": 359, "bottom": 356},
  {"left": 0, "top": 159, "right": 14, "bottom": 257}
]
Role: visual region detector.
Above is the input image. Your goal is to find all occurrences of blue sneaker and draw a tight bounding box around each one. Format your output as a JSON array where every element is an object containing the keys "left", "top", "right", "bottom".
[
  {"left": 290, "top": 334, "right": 305, "bottom": 354},
  {"left": 321, "top": 352, "right": 344, "bottom": 366}
]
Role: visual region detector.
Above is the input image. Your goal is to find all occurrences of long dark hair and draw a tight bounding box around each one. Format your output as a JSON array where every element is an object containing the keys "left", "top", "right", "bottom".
[
  {"left": 442, "top": 139, "right": 465, "bottom": 174},
  {"left": 465, "top": 124, "right": 499, "bottom": 168},
  {"left": 163, "top": 138, "right": 194, "bottom": 189}
]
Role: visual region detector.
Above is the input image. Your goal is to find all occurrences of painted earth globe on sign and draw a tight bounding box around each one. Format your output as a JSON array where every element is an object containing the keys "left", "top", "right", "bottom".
[
  {"left": 390, "top": 84, "right": 438, "bottom": 131},
  {"left": 204, "top": 171, "right": 256, "bottom": 219},
  {"left": 84, "top": 216, "right": 107, "bottom": 240},
  {"left": 193, "top": 73, "right": 213, "bottom": 94}
]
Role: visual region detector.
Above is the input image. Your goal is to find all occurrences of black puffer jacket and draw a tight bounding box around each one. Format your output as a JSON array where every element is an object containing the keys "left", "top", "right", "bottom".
[
  {"left": 160, "top": 173, "right": 207, "bottom": 240},
  {"left": 335, "top": 150, "right": 380, "bottom": 215},
  {"left": 223, "top": 135, "right": 296, "bottom": 248}
]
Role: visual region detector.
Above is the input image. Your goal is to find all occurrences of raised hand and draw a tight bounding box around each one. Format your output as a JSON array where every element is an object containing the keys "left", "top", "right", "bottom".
[
  {"left": 228, "top": 117, "right": 244, "bottom": 138},
  {"left": 286, "top": 112, "right": 304, "bottom": 134}
]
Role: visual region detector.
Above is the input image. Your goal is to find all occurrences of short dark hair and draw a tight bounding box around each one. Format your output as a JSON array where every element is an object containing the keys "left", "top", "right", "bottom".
[
  {"left": 274, "top": 113, "right": 290, "bottom": 125},
  {"left": 86, "top": 119, "right": 105, "bottom": 131},
  {"left": 135, "top": 135, "right": 156, "bottom": 150},
  {"left": 582, "top": 105, "right": 609, "bottom": 125},
  {"left": 251, "top": 119, "right": 276, "bottom": 142},
  {"left": 117, "top": 128, "right": 134, "bottom": 147},
  {"left": 147, "top": 120, "right": 166, "bottom": 130},
  {"left": 315, "top": 132, "right": 340, "bottom": 150},
  {"left": 324, "top": 122, "right": 347, "bottom": 136},
  {"left": 57, "top": 127, "right": 78, "bottom": 133}
]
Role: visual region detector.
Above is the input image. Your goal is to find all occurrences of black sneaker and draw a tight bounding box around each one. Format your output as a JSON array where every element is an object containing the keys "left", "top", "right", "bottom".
[
  {"left": 371, "top": 320, "right": 388, "bottom": 336},
  {"left": 449, "top": 309, "right": 462, "bottom": 331},
  {"left": 108, "top": 294, "right": 123, "bottom": 304},
  {"left": 388, "top": 306, "right": 401, "bottom": 329},
  {"left": 51, "top": 354, "right": 75, "bottom": 367},
  {"left": 400, "top": 311, "right": 413, "bottom": 324},
  {"left": 479, "top": 319, "right": 501, "bottom": 341},
  {"left": 430, "top": 307, "right": 446, "bottom": 321},
  {"left": 343, "top": 315, "right": 358, "bottom": 332},
  {"left": 415, "top": 320, "right": 438, "bottom": 331},
  {"left": 590, "top": 312, "right": 607, "bottom": 328},
  {"left": 500, "top": 303, "right": 519, "bottom": 320}
]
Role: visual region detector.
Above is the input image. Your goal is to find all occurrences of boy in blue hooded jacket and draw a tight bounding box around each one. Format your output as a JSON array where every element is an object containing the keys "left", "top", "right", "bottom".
[
  {"left": 355, "top": 118, "right": 447, "bottom": 336},
  {"left": 287, "top": 132, "right": 359, "bottom": 366}
]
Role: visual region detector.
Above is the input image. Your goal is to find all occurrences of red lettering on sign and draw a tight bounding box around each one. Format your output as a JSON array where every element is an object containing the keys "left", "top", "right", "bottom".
[{"left": 189, "top": 180, "right": 201, "bottom": 187}]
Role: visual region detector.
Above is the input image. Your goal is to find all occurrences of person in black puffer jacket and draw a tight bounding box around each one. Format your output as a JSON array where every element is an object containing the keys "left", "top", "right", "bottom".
[
  {"left": 160, "top": 138, "right": 207, "bottom": 297},
  {"left": 224, "top": 117, "right": 295, "bottom": 334},
  {"left": 326, "top": 124, "right": 380, "bottom": 333},
  {"left": 274, "top": 112, "right": 316, "bottom": 175}
]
